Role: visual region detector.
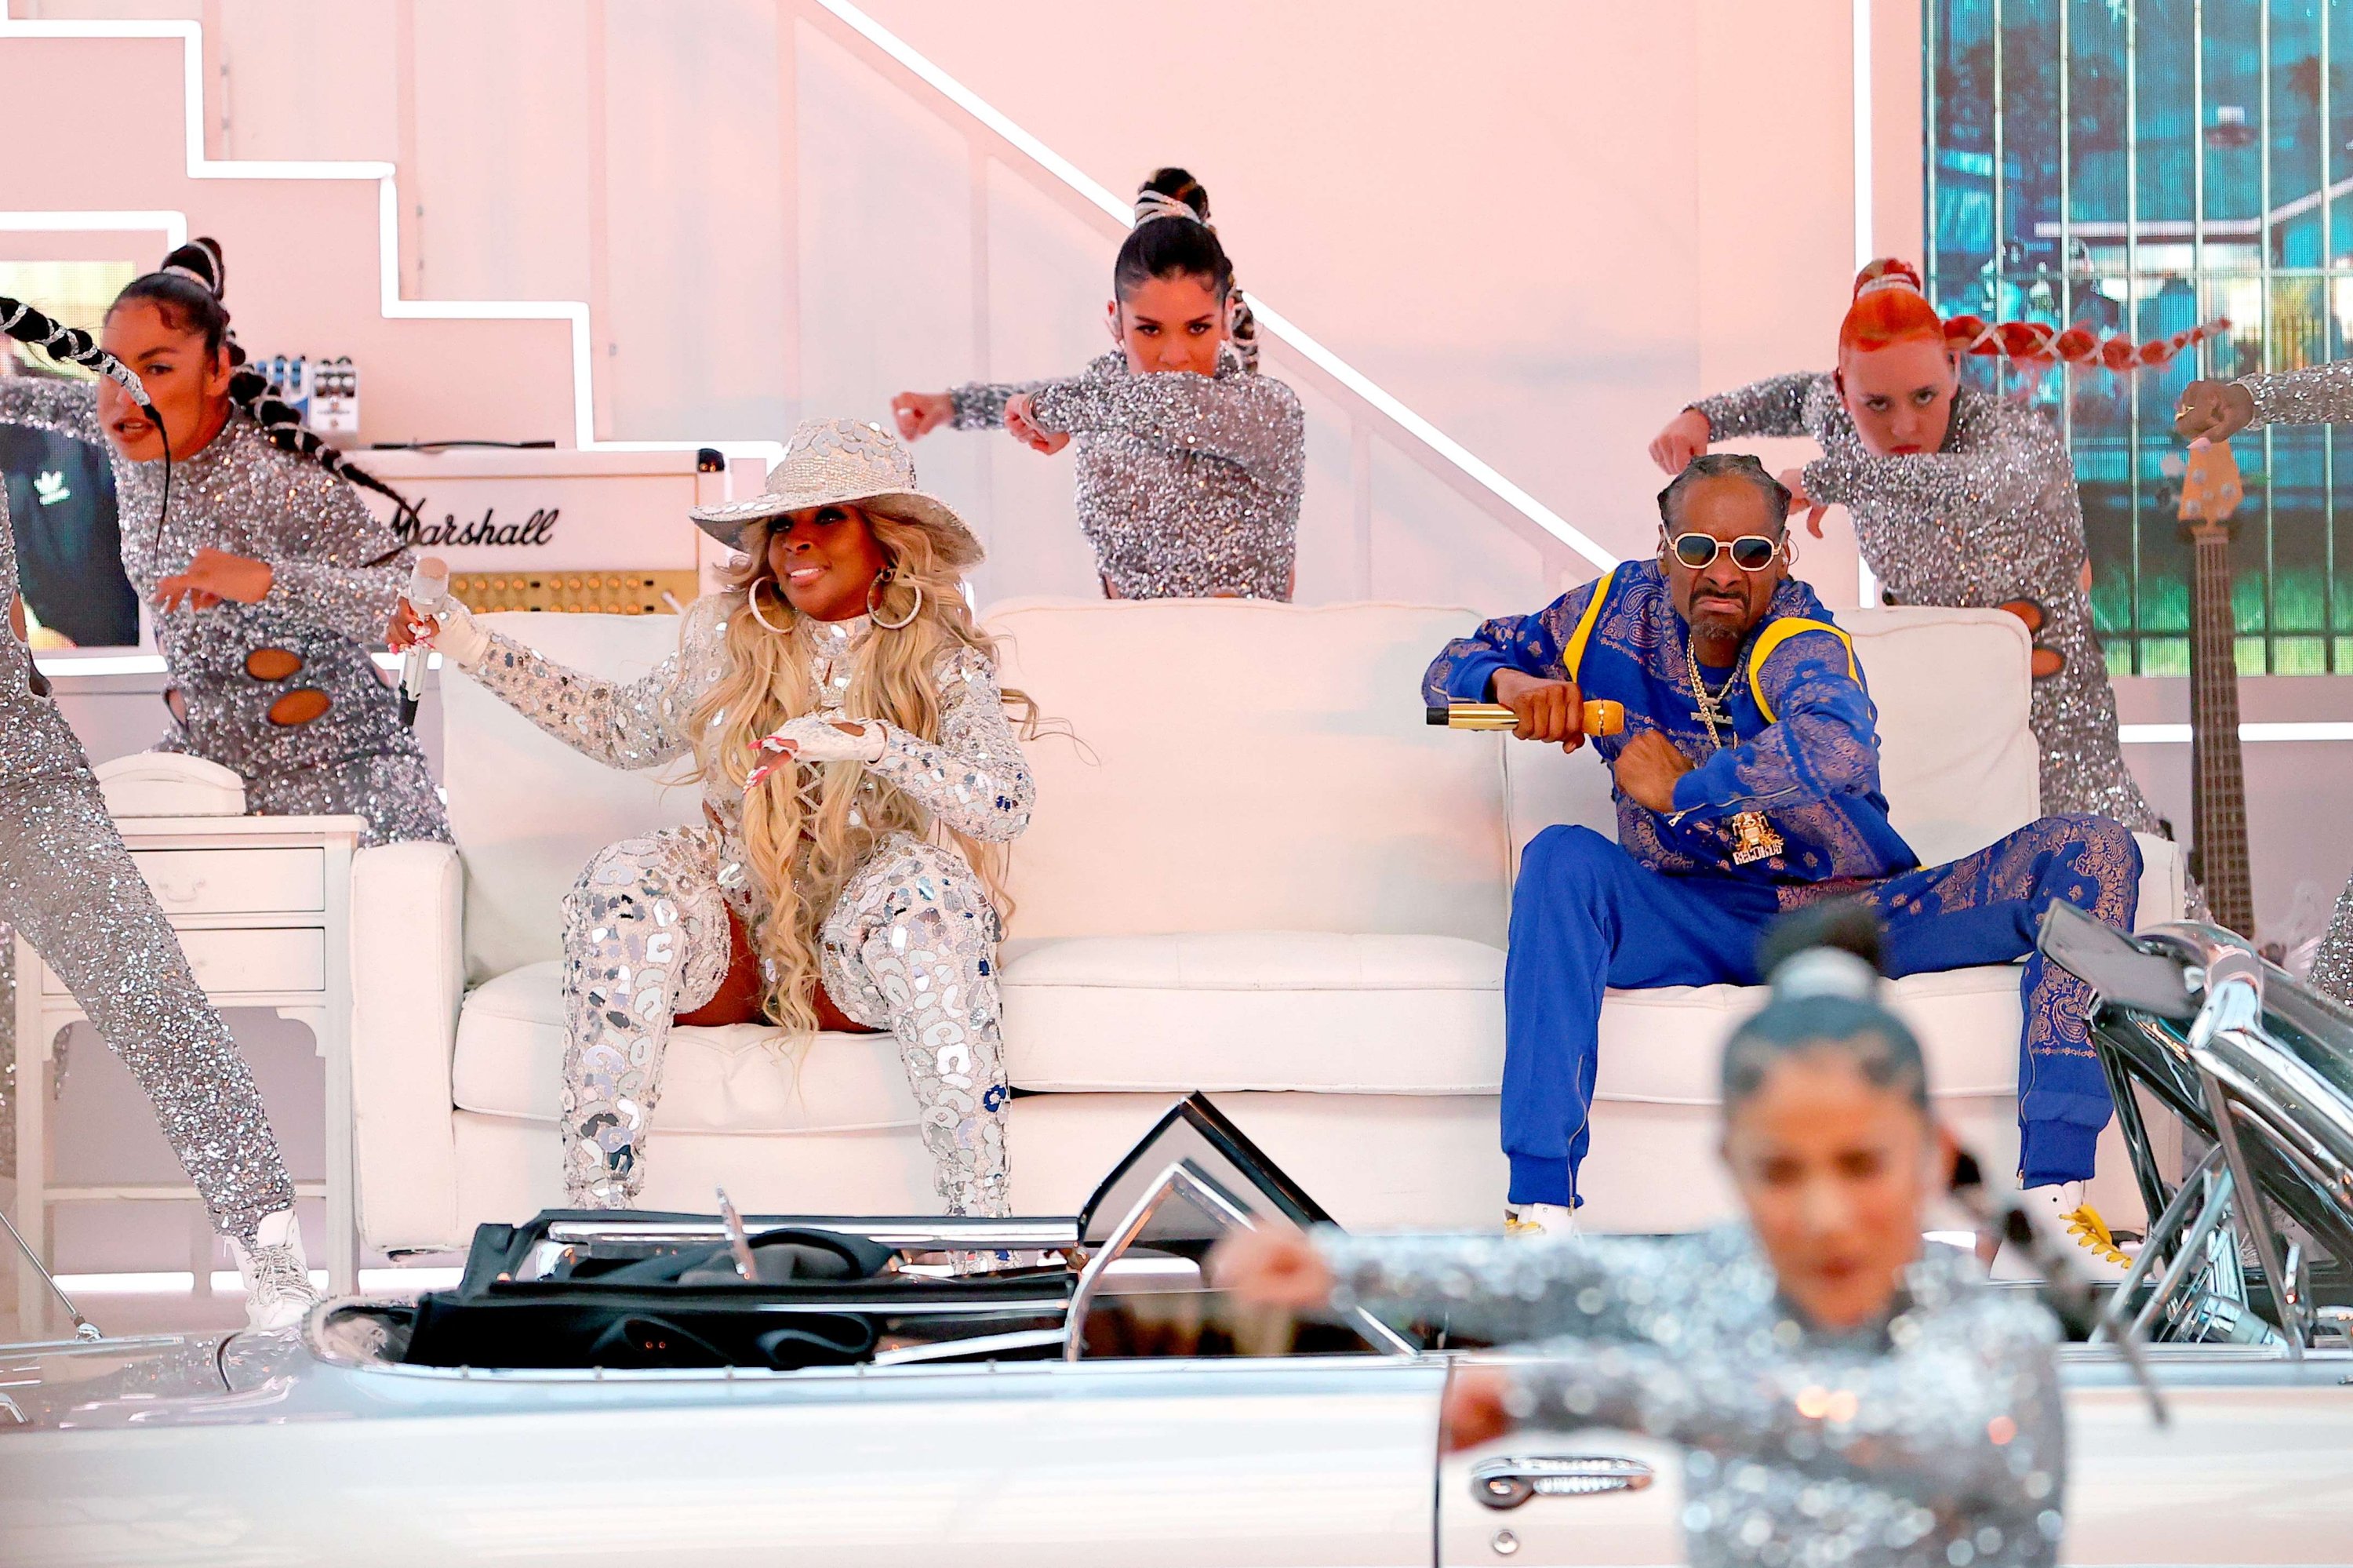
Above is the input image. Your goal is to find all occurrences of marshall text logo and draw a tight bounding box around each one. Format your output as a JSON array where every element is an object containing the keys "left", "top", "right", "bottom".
[{"left": 395, "top": 502, "right": 560, "bottom": 548}]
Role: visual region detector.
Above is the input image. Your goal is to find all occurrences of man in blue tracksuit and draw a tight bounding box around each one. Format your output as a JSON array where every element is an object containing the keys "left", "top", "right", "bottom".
[{"left": 1426, "top": 453, "right": 2138, "bottom": 1246}]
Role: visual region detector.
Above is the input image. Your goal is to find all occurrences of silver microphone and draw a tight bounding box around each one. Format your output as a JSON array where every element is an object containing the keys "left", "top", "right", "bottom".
[{"left": 398, "top": 555, "right": 450, "bottom": 728}]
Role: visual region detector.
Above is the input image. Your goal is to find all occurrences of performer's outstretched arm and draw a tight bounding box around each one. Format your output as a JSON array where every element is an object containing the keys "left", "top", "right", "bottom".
[
  {"left": 435, "top": 602, "right": 693, "bottom": 772},
  {"left": 1801, "top": 401, "right": 2061, "bottom": 519},
  {"left": 1671, "top": 628, "right": 1878, "bottom": 820},
  {"left": 1027, "top": 362, "right": 1304, "bottom": 493},
  {"left": 1689, "top": 372, "right": 1822, "bottom": 441},
  {"left": 949, "top": 376, "right": 1057, "bottom": 431},
  {"left": 1505, "top": 1303, "right": 2061, "bottom": 1500},
  {"left": 2235, "top": 361, "right": 2353, "bottom": 430},
  {"left": 1420, "top": 578, "right": 1597, "bottom": 707},
  {"left": 1318, "top": 1227, "right": 1689, "bottom": 1347}
]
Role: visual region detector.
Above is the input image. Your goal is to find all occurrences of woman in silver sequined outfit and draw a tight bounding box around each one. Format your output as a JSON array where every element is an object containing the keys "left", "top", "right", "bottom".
[
  {"left": 1216, "top": 914, "right": 2068, "bottom": 1568},
  {"left": 0, "top": 476, "right": 316, "bottom": 1328},
  {"left": 395, "top": 419, "right": 1031, "bottom": 1216},
  {"left": 0, "top": 242, "right": 448, "bottom": 848},
  {"left": 1653, "top": 259, "right": 2170, "bottom": 856},
  {"left": 2177, "top": 364, "right": 2353, "bottom": 1003},
  {"left": 893, "top": 168, "right": 1304, "bottom": 601}
]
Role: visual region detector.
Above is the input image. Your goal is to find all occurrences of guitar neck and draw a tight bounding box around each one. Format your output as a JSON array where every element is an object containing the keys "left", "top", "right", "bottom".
[{"left": 2187, "top": 521, "right": 2253, "bottom": 933}]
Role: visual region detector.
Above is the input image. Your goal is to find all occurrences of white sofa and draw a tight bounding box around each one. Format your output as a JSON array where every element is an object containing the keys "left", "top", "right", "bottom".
[{"left": 350, "top": 599, "right": 2183, "bottom": 1253}]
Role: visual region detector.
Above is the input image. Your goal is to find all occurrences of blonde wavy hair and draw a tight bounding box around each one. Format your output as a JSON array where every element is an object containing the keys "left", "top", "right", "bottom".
[{"left": 685, "top": 507, "right": 1022, "bottom": 1041}]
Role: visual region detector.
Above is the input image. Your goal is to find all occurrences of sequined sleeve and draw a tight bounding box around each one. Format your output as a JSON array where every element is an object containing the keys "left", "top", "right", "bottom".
[
  {"left": 1318, "top": 1228, "right": 1709, "bottom": 1347},
  {"left": 1670, "top": 628, "right": 1879, "bottom": 821},
  {"left": 864, "top": 644, "right": 1034, "bottom": 843},
  {"left": 1027, "top": 361, "right": 1306, "bottom": 496},
  {"left": 0, "top": 374, "right": 104, "bottom": 445},
  {"left": 1507, "top": 1293, "right": 2064, "bottom": 1523},
  {"left": 1689, "top": 371, "right": 1824, "bottom": 441},
  {"left": 253, "top": 460, "right": 414, "bottom": 646},
  {"left": 2235, "top": 362, "right": 2353, "bottom": 430},
  {"left": 461, "top": 624, "right": 693, "bottom": 772},
  {"left": 1802, "top": 398, "right": 2061, "bottom": 519},
  {"left": 948, "top": 379, "right": 1053, "bottom": 430},
  {"left": 1420, "top": 581, "right": 1594, "bottom": 706}
]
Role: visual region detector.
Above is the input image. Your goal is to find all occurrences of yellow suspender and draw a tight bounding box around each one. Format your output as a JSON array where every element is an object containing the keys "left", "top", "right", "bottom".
[
  {"left": 1744, "top": 617, "right": 1857, "bottom": 723},
  {"left": 1560, "top": 566, "right": 1618, "bottom": 684}
]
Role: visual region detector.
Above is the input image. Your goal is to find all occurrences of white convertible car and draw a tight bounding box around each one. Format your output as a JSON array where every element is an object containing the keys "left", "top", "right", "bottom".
[{"left": 5, "top": 920, "right": 2352, "bottom": 1566}]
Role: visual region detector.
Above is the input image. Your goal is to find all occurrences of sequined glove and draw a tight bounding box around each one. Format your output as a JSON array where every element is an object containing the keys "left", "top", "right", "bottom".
[
  {"left": 746, "top": 714, "right": 887, "bottom": 788},
  {"left": 396, "top": 596, "right": 493, "bottom": 672}
]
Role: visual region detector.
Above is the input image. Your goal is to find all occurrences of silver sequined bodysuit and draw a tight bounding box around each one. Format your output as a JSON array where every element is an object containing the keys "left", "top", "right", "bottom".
[
  {"left": 0, "top": 378, "right": 449, "bottom": 846},
  {"left": 951, "top": 350, "right": 1304, "bottom": 600},
  {"left": 2227, "top": 363, "right": 2353, "bottom": 1004},
  {"left": 1322, "top": 1224, "right": 2067, "bottom": 1568},
  {"left": 1693, "top": 375, "right": 2166, "bottom": 843},
  {"left": 455, "top": 596, "right": 1033, "bottom": 1214},
  {"left": 0, "top": 489, "right": 293, "bottom": 1242}
]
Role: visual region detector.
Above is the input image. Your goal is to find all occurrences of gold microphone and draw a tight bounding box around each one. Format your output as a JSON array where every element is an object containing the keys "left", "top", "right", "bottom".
[{"left": 1427, "top": 699, "right": 1625, "bottom": 736}]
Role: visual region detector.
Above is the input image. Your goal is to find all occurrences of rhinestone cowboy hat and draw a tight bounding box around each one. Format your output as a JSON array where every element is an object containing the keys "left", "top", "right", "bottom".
[{"left": 688, "top": 417, "right": 983, "bottom": 569}]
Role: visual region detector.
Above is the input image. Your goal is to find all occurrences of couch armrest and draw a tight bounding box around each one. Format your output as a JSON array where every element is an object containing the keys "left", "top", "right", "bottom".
[
  {"left": 350, "top": 842, "right": 466, "bottom": 1253},
  {"left": 2130, "top": 831, "right": 2187, "bottom": 931}
]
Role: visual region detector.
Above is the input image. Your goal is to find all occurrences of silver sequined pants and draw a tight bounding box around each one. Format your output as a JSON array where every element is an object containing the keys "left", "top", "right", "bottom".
[
  {"left": 0, "top": 773, "right": 294, "bottom": 1243},
  {"left": 558, "top": 828, "right": 1013, "bottom": 1216}
]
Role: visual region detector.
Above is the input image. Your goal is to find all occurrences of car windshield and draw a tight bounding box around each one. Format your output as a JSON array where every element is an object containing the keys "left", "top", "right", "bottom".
[{"left": 319, "top": 1096, "right": 1415, "bottom": 1376}]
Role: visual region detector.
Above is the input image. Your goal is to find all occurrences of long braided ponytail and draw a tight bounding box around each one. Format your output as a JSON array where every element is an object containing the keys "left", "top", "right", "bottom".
[{"left": 111, "top": 239, "right": 418, "bottom": 534}]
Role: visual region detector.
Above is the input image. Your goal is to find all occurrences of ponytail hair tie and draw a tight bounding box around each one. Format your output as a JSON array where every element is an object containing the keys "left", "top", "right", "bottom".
[
  {"left": 1133, "top": 189, "right": 1209, "bottom": 230},
  {"left": 1768, "top": 945, "right": 1880, "bottom": 1003}
]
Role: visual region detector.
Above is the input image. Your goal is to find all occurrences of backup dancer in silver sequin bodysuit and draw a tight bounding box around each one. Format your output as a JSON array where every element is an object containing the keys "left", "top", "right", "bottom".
[
  {"left": 933, "top": 170, "right": 1305, "bottom": 601},
  {"left": 2199, "top": 359, "right": 2353, "bottom": 1002},
  {"left": 0, "top": 488, "right": 300, "bottom": 1255},
  {"left": 0, "top": 376, "right": 448, "bottom": 848},
  {"left": 1692, "top": 373, "right": 2166, "bottom": 842},
  {"left": 1319, "top": 1224, "right": 2066, "bottom": 1568},
  {"left": 416, "top": 420, "right": 1032, "bottom": 1214},
  {"left": 950, "top": 347, "right": 1304, "bottom": 600}
]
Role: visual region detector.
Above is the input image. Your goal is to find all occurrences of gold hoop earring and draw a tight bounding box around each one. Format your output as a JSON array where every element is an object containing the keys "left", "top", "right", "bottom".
[
  {"left": 868, "top": 569, "right": 921, "bottom": 631},
  {"left": 747, "top": 577, "right": 790, "bottom": 635}
]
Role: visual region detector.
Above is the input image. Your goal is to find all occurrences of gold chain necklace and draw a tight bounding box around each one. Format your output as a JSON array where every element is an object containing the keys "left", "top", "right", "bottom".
[
  {"left": 1682, "top": 641, "right": 1741, "bottom": 751},
  {"left": 1682, "top": 633, "right": 1784, "bottom": 866}
]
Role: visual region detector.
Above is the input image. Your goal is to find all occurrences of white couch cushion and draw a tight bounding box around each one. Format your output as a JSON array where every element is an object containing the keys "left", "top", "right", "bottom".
[
  {"left": 1002, "top": 931, "right": 1503, "bottom": 1093},
  {"left": 443, "top": 613, "right": 701, "bottom": 985},
  {"left": 451, "top": 962, "right": 919, "bottom": 1133},
  {"left": 984, "top": 598, "right": 1511, "bottom": 946},
  {"left": 1505, "top": 605, "right": 2042, "bottom": 871},
  {"left": 1594, "top": 963, "right": 2027, "bottom": 1104}
]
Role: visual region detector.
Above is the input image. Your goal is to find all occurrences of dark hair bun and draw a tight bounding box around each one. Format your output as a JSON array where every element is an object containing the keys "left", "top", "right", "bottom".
[
  {"left": 1139, "top": 166, "right": 1211, "bottom": 224},
  {"left": 158, "top": 237, "right": 227, "bottom": 299},
  {"left": 1757, "top": 902, "right": 1885, "bottom": 984}
]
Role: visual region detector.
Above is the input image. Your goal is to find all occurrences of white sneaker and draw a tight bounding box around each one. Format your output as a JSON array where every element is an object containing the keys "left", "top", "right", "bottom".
[
  {"left": 228, "top": 1210, "right": 322, "bottom": 1330},
  {"left": 1994, "top": 1181, "right": 2133, "bottom": 1284},
  {"left": 1504, "top": 1202, "right": 1579, "bottom": 1239}
]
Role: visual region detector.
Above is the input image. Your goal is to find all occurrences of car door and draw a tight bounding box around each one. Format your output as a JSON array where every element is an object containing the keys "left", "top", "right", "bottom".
[
  {"left": 2060, "top": 1348, "right": 2353, "bottom": 1563},
  {"left": 1434, "top": 1358, "right": 1685, "bottom": 1568}
]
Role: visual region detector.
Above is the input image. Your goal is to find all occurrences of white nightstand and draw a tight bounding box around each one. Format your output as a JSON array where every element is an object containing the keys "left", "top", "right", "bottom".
[{"left": 12, "top": 813, "right": 364, "bottom": 1327}]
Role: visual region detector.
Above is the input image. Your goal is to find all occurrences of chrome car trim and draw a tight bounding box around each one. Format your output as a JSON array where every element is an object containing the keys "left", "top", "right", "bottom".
[{"left": 872, "top": 1328, "right": 1070, "bottom": 1366}]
